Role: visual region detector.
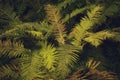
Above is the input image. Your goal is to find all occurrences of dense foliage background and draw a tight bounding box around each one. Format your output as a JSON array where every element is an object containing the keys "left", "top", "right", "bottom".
[{"left": 0, "top": 0, "right": 120, "bottom": 80}]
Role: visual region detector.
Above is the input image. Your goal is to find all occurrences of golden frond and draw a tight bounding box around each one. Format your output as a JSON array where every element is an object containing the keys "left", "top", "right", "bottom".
[
  {"left": 86, "top": 58, "right": 101, "bottom": 69},
  {"left": 67, "top": 59, "right": 118, "bottom": 80},
  {"left": 84, "top": 30, "right": 114, "bottom": 47},
  {"left": 45, "top": 4, "right": 66, "bottom": 45},
  {"left": 0, "top": 39, "right": 29, "bottom": 57}
]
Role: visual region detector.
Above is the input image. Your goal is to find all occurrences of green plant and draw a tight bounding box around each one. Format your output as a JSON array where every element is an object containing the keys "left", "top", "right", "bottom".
[{"left": 0, "top": 0, "right": 120, "bottom": 80}]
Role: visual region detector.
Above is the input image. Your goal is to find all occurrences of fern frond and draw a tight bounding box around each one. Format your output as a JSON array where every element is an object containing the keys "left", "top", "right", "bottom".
[
  {"left": 57, "top": 0, "right": 76, "bottom": 10},
  {"left": 0, "top": 39, "right": 30, "bottom": 57},
  {"left": 0, "top": 4, "right": 21, "bottom": 25},
  {"left": 84, "top": 30, "right": 114, "bottom": 47},
  {"left": 45, "top": 4, "right": 66, "bottom": 45},
  {"left": 0, "top": 64, "right": 19, "bottom": 79},
  {"left": 20, "top": 53, "right": 44, "bottom": 80},
  {"left": 81, "top": 5, "right": 105, "bottom": 30},
  {"left": 45, "top": 4, "right": 61, "bottom": 25},
  {"left": 86, "top": 58, "right": 101, "bottom": 69},
  {"left": 1, "top": 22, "right": 43, "bottom": 39},
  {"left": 20, "top": 42, "right": 57, "bottom": 80},
  {"left": 67, "top": 68, "right": 118, "bottom": 80},
  {"left": 55, "top": 44, "right": 79, "bottom": 79},
  {"left": 68, "top": 23, "right": 87, "bottom": 47},
  {"left": 38, "top": 21, "right": 52, "bottom": 32},
  {"left": 40, "top": 42, "right": 57, "bottom": 71},
  {"left": 25, "top": 30, "right": 43, "bottom": 39},
  {"left": 69, "top": 5, "right": 105, "bottom": 47},
  {"left": 105, "top": 0, "right": 120, "bottom": 16},
  {"left": 111, "top": 28, "right": 120, "bottom": 41},
  {"left": 112, "top": 32, "right": 120, "bottom": 42},
  {"left": 67, "top": 59, "right": 118, "bottom": 80},
  {"left": 62, "top": 5, "right": 95, "bottom": 23}
]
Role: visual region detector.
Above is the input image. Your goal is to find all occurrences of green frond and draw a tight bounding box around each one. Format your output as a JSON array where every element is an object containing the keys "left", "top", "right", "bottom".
[
  {"left": 113, "top": 32, "right": 120, "bottom": 42},
  {"left": 84, "top": 30, "right": 114, "bottom": 47},
  {"left": 110, "top": 28, "right": 120, "bottom": 41},
  {"left": 1, "top": 22, "right": 43, "bottom": 39},
  {"left": 20, "top": 42, "right": 57, "bottom": 80},
  {"left": 37, "top": 21, "right": 53, "bottom": 39},
  {"left": 0, "top": 1, "right": 119, "bottom": 80},
  {"left": 62, "top": 5, "right": 95, "bottom": 23},
  {"left": 38, "top": 21, "right": 52, "bottom": 32},
  {"left": 57, "top": 0, "right": 76, "bottom": 10},
  {"left": 69, "top": 5, "right": 105, "bottom": 47},
  {"left": 20, "top": 53, "right": 44, "bottom": 80},
  {"left": 40, "top": 42, "right": 57, "bottom": 71},
  {"left": 45, "top": 4, "right": 66, "bottom": 44},
  {"left": 105, "top": 1, "right": 120, "bottom": 16},
  {"left": 71, "top": 5, "right": 104, "bottom": 31},
  {"left": 0, "top": 64, "right": 19, "bottom": 79},
  {"left": 68, "top": 24, "right": 86, "bottom": 47},
  {"left": 26, "top": 30, "right": 43, "bottom": 39},
  {"left": 0, "top": 39, "right": 30, "bottom": 57},
  {"left": 0, "top": 4, "right": 21, "bottom": 25},
  {"left": 81, "top": 5, "right": 105, "bottom": 30},
  {"left": 1, "top": 21, "right": 53, "bottom": 40},
  {"left": 55, "top": 44, "right": 79, "bottom": 79}
]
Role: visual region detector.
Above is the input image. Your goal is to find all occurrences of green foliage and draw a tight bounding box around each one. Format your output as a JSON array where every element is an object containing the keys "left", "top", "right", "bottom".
[
  {"left": 55, "top": 44, "right": 79, "bottom": 79},
  {"left": 62, "top": 4, "right": 95, "bottom": 23},
  {"left": 0, "top": 3, "right": 21, "bottom": 25},
  {"left": 0, "top": 0, "right": 120, "bottom": 80},
  {"left": 20, "top": 42, "right": 57, "bottom": 80},
  {"left": 0, "top": 39, "right": 29, "bottom": 57},
  {"left": 69, "top": 5, "right": 106, "bottom": 47},
  {"left": 40, "top": 42, "right": 57, "bottom": 71},
  {"left": 111, "top": 28, "right": 120, "bottom": 41},
  {"left": 0, "top": 40, "right": 30, "bottom": 80},
  {"left": 104, "top": 0, "right": 120, "bottom": 17},
  {"left": 1, "top": 22, "right": 44, "bottom": 40},
  {"left": 84, "top": 30, "right": 114, "bottom": 47},
  {"left": 0, "top": 64, "right": 19, "bottom": 80},
  {"left": 57, "top": 0, "right": 76, "bottom": 10},
  {"left": 20, "top": 53, "right": 43, "bottom": 80},
  {"left": 20, "top": 43, "right": 79, "bottom": 80}
]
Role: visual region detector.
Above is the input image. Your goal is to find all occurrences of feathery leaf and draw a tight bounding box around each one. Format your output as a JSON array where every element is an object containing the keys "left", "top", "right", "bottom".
[
  {"left": 56, "top": 44, "right": 79, "bottom": 79},
  {"left": 84, "top": 30, "right": 114, "bottom": 47},
  {"left": 0, "top": 39, "right": 30, "bottom": 57},
  {"left": 45, "top": 4, "right": 67, "bottom": 45}
]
